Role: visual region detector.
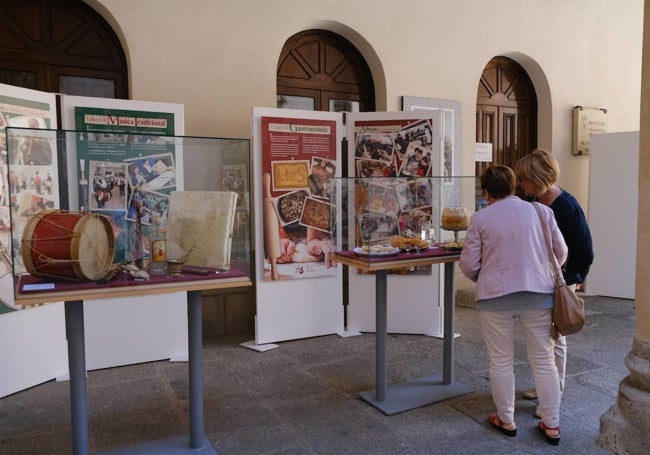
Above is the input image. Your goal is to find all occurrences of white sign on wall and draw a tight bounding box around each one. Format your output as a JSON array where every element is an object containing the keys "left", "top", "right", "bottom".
[
  {"left": 475, "top": 142, "right": 493, "bottom": 162},
  {"left": 572, "top": 106, "right": 608, "bottom": 156}
]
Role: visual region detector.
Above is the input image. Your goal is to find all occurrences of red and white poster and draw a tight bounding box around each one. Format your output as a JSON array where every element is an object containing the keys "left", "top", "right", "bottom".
[
  {"left": 251, "top": 108, "right": 343, "bottom": 346},
  {"left": 260, "top": 116, "right": 338, "bottom": 281}
]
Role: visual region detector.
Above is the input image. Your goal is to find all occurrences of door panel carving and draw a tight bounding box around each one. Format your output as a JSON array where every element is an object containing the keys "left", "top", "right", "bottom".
[
  {"left": 0, "top": 0, "right": 127, "bottom": 97},
  {"left": 475, "top": 57, "right": 537, "bottom": 207},
  {"left": 277, "top": 30, "right": 374, "bottom": 113}
]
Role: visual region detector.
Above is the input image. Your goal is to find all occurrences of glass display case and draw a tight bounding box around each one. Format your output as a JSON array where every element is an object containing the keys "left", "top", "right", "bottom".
[
  {"left": 328, "top": 176, "right": 476, "bottom": 265},
  {"left": 1, "top": 127, "right": 251, "bottom": 305}
]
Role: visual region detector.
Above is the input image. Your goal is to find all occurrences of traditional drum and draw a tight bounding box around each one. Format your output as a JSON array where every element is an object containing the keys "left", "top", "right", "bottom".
[{"left": 21, "top": 210, "right": 115, "bottom": 281}]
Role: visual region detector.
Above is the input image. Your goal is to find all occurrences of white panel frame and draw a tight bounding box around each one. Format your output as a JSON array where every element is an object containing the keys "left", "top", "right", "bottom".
[
  {"left": 0, "top": 84, "right": 65, "bottom": 397},
  {"left": 346, "top": 110, "right": 456, "bottom": 336},
  {"left": 59, "top": 95, "right": 190, "bottom": 369},
  {"left": 251, "top": 107, "right": 344, "bottom": 345},
  {"left": 0, "top": 301, "right": 68, "bottom": 397},
  {"left": 587, "top": 132, "right": 638, "bottom": 299}
]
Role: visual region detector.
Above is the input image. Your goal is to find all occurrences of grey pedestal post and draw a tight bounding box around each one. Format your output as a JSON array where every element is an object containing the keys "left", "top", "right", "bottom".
[
  {"left": 359, "top": 261, "right": 471, "bottom": 415},
  {"left": 64, "top": 293, "right": 218, "bottom": 455}
]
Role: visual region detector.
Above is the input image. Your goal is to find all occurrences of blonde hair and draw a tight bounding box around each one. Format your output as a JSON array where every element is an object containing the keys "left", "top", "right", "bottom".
[{"left": 514, "top": 149, "right": 559, "bottom": 193}]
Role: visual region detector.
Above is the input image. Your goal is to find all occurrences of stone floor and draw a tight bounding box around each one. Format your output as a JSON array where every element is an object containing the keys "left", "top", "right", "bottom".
[{"left": 0, "top": 294, "right": 636, "bottom": 454}]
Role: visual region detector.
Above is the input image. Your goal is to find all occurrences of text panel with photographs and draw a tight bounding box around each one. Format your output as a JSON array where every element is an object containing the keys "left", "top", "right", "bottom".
[
  {"left": 72, "top": 107, "right": 178, "bottom": 266},
  {"left": 351, "top": 115, "right": 442, "bottom": 276},
  {"left": 346, "top": 111, "right": 453, "bottom": 336},
  {"left": 60, "top": 96, "right": 189, "bottom": 374},
  {"left": 0, "top": 83, "right": 67, "bottom": 400},
  {"left": 252, "top": 108, "right": 343, "bottom": 346},
  {"left": 0, "top": 94, "right": 59, "bottom": 311},
  {"left": 260, "top": 116, "right": 338, "bottom": 281}
]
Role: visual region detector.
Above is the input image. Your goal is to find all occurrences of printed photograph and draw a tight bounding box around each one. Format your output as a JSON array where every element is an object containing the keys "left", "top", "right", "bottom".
[
  {"left": 221, "top": 164, "right": 248, "bottom": 208},
  {"left": 354, "top": 132, "right": 394, "bottom": 162},
  {"left": 126, "top": 187, "right": 170, "bottom": 226},
  {"left": 364, "top": 183, "right": 400, "bottom": 217},
  {"left": 88, "top": 160, "right": 128, "bottom": 211},
  {"left": 397, "top": 142, "right": 432, "bottom": 177},
  {"left": 5, "top": 123, "right": 53, "bottom": 166},
  {"left": 271, "top": 160, "right": 310, "bottom": 192},
  {"left": 299, "top": 197, "right": 331, "bottom": 233},
  {"left": 274, "top": 189, "right": 308, "bottom": 226},
  {"left": 396, "top": 179, "right": 433, "bottom": 211},
  {"left": 398, "top": 207, "right": 432, "bottom": 236},
  {"left": 358, "top": 211, "right": 399, "bottom": 243},
  {"left": 355, "top": 158, "right": 393, "bottom": 177},
  {"left": 393, "top": 119, "right": 433, "bottom": 157},
  {"left": 16, "top": 191, "right": 55, "bottom": 219},
  {"left": 125, "top": 153, "right": 176, "bottom": 192},
  {"left": 6, "top": 165, "right": 58, "bottom": 206},
  {"left": 308, "top": 156, "right": 336, "bottom": 200}
]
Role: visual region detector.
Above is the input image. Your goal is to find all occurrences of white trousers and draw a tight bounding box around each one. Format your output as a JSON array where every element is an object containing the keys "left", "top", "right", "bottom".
[
  {"left": 553, "top": 282, "right": 575, "bottom": 393},
  {"left": 554, "top": 334, "right": 567, "bottom": 393},
  {"left": 479, "top": 308, "right": 561, "bottom": 428}
]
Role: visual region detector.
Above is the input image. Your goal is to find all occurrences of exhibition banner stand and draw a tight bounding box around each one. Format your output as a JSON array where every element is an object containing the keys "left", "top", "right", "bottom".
[
  {"left": 60, "top": 96, "right": 189, "bottom": 371},
  {"left": 246, "top": 106, "right": 464, "bottom": 349},
  {"left": 247, "top": 108, "right": 344, "bottom": 348},
  {"left": 0, "top": 83, "right": 66, "bottom": 397},
  {"left": 346, "top": 111, "right": 455, "bottom": 336},
  {"left": 588, "top": 132, "right": 638, "bottom": 299}
]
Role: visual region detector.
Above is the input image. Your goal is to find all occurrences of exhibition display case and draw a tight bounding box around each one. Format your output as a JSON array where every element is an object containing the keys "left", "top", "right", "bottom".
[
  {"left": 328, "top": 175, "right": 475, "bottom": 415},
  {"left": 328, "top": 175, "right": 476, "bottom": 265},
  {"left": 2, "top": 127, "right": 252, "bottom": 305},
  {"left": 2, "top": 126, "right": 253, "bottom": 454}
]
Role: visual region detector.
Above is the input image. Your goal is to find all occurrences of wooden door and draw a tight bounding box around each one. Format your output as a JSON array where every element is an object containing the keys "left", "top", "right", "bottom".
[
  {"left": 277, "top": 30, "right": 374, "bottom": 113},
  {"left": 475, "top": 57, "right": 537, "bottom": 207},
  {"left": 0, "top": 0, "right": 127, "bottom": 98}
]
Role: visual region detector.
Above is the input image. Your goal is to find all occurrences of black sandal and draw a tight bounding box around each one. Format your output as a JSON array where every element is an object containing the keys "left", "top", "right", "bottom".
[
  {"left": 488, "top": 412, "right": 517, "bottom": 437},
  {"left": 538, "top": 421, "right": 560, "bottom": 445}
]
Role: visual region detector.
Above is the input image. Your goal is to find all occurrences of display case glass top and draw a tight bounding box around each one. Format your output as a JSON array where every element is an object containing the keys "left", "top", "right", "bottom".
[
  {"left": 328, "top": 176, "right": 475, "bottom": 267},
  {"left": 1, "top": 127, "right": 251, "bottom": 305}
]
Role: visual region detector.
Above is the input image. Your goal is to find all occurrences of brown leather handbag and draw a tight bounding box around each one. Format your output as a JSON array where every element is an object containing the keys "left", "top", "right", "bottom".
[{"left": 534, "top": 203, "right": 585, "bottom": 339}]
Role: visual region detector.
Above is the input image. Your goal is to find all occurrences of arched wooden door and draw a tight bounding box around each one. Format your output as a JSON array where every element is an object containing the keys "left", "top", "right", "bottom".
[
  {"left": 0, "top": 0, "right": 128, "bottom": 98},
  {"left": 475, "top": 56, "right": 537, "bottom": 205},
  {"left": 277, "top": 30, "right": 374, "bottom": 113}
]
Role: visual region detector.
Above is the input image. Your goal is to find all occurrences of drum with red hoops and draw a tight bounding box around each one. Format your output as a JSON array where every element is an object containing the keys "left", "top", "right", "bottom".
[{"left": 21, "top": 210, "right": 115, "bottom": 281}]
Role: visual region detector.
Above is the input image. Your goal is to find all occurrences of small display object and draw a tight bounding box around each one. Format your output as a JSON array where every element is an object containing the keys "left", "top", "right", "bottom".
[
  {"left": 167, "top": 190, "right": 238, "bottom": 272},
  {"left": 329, "top": 176, "right": 475, "bottom": 263},
  {"left": 1, "top": 127, "right": 251, "bottom": 304},
  {"left": 21, "top": 210, "right": 115, "bottom": 281}
]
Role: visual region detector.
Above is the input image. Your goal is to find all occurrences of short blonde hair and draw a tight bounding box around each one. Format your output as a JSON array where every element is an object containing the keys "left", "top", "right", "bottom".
[{"left": 514, "top": 149, "right": 559, "bottom": 193}]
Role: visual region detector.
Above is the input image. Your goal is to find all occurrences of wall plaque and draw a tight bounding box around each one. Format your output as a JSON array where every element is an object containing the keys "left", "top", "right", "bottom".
[{"left": 572, "top": 106, "right": 607, "bottom": 155}]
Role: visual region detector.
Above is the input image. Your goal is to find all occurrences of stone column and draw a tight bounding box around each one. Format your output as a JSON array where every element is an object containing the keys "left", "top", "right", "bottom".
[{"left": 599, "top": 1, "right": 650, "bottom": 452}]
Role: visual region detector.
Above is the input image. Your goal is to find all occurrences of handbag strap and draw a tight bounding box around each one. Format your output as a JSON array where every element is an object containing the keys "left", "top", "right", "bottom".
[{"left": 533, "top": 202, "right": 562, "bottom": 281}]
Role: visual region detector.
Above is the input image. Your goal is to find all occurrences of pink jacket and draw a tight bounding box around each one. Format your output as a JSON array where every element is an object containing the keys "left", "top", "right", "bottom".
[{"left": 459, "top": 197, "right": 568, "bottom": 301}]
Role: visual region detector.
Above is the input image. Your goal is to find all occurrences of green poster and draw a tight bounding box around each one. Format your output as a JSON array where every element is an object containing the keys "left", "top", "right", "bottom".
[{"left": 73, "top": 107, "right": 177, "bottom": 263}]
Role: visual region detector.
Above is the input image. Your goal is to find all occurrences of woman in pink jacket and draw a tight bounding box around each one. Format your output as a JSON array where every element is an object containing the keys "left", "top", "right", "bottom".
[{"left": 459, "top": 165, "right": 567, "bottom": 445}]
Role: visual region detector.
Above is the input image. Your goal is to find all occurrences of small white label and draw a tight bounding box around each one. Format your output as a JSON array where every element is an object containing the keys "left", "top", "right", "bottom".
[
  {"left": 24, "top": 283, "right": 56, "bottom": 291},
  {"left": 475, "top": 142, "right": 493, "bottom": 162}
]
